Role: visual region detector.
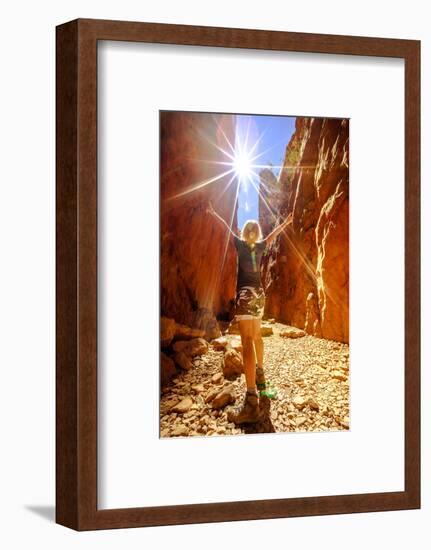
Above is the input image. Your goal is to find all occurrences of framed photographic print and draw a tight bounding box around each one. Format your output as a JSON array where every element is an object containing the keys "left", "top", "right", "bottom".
[{"left": 56, "top": 18, "right": 420, "bottom": 530}]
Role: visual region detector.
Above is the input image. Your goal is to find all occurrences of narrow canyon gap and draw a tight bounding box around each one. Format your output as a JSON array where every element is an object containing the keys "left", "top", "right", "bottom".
[{"left": 160, "top": 113, "right": 348, "bottom": 344}]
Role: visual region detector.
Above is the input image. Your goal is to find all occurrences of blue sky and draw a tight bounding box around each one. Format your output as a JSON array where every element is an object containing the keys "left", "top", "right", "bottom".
[{"left": 235, "top": 114, "right": 296, "bottom": 230}]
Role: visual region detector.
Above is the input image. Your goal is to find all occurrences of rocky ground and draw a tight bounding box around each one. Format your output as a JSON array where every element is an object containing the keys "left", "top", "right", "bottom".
[{"left": 160, "top": 322, "right": 349, "bottom": 438}]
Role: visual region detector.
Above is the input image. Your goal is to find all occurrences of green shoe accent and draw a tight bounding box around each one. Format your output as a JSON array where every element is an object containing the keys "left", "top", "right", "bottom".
[
  {"left": 259, "top": 388, "right": 278, "bottom": 399},
  {"left": 258, "top": 379, "right": 278, "bottom": 399}
]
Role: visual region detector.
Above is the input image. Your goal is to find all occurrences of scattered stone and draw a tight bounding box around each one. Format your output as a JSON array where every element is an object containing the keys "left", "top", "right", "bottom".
[
  {"left": 308, "top": 398, "right": 320, "bottom": 411},
  {"left": 223, "top": 348, "right": 243, "bottom": 378},
  {"left": 340, "top": 416, "right": 350, "bottom": 428},
  {"left": 212, "top": 336, "right": 229, "bottom": 351},
  {"left": 280, "top": 327, "right": 306, "bottom": 339},
  {"left": 230, "top": 338, "right": 243, "bottom": 352},
  {"left": 211, "top": 388, "right": 235, "bottom": 409},
  {"left": 160, "top": 322, "right": 349, "bottom": 437},
  {"left": 205, "top": 389, "right": 221, "bottom": 403},
  {"left": 170, "top": 396, "right": 193, "bottom": 413},
  {"left": 331, "top": 370, "right": 348, "bottom": 381},
  {"left": 261, "top": 324, "right": 274, "bottom": 336},
  {"left": 295, "top": 416, "right": 307, "bottom": 427},
  {"left": 171, "top": 425, "right": 189, "bottom": 437},
  {"left": 320, "top": 405, "right": 329, "bottom": 416},
  {"left": 162, "top": 396, "right": 180, "bottom": 411},
  {"left": 339, "top": 363, "right": 349, "bottom": 372},
  {"left": 292, "top": 396, "right": 307, "bottom": 410},
  {"left": 211, "top": 372, "right": 223, "bottom": 384}
]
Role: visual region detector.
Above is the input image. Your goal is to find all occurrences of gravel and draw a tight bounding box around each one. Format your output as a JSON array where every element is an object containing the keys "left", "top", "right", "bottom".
[{"left": 160, "top": 322, "right": 350, "bottom": 438}]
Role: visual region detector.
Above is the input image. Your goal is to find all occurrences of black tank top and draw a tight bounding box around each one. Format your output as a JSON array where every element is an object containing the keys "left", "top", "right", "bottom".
[{"left": 233, "top": 235, "right": 266, "bottom": 291}]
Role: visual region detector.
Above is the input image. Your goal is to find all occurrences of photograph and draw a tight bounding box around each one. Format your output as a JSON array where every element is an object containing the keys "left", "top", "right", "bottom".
[
  {"left": 0, "top": 0, "right": 422, "bottom": 540},
  {"left": 159, "top": 110, "right": 349, "bottom": 437}
]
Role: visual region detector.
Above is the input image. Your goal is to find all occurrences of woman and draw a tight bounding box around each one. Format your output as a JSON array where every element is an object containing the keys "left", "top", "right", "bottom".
[{"left": 207, "top": 201, "right": 293, "bottom": 425}]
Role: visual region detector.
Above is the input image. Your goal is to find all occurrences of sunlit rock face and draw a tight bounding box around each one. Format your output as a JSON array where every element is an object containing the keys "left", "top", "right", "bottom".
[
  {"left": 160, "top": 112, "right": 238, "bottom": 330},
  {"left": 260, "top": 117, "right": 349, "bottom": 343}
]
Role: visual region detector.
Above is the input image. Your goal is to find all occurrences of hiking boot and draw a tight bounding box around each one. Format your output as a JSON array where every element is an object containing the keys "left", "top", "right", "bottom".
[{"left": 227, "top": 390, "right": 261, "bottom": 425}]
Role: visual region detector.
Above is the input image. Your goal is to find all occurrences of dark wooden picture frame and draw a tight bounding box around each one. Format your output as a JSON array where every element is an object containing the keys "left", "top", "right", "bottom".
[{"left": 56, "top": 18, "right": 420, "bottom": 531}]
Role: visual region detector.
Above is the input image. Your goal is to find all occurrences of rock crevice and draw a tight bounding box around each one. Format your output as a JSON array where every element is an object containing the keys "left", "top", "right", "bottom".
[{"left": 260, "top": 117, "right": 349, "bottom": 343}]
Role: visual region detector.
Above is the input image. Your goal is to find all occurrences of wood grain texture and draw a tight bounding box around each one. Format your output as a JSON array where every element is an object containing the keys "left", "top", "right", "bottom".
[
  {"left": 56, "top": 18, "right": 421, "bottom": 531},
  {"left": 404, "top": 41, "right": 421, "bottom": 507},
  {"left": 56, "top": 20, "right": 78, "bottom": 530}
]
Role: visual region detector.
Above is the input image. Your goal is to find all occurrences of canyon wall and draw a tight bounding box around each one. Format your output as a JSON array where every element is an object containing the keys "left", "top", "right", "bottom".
[
  {"left": 160, "top": 111, "right": 238, "bottom": 333},
  {"left": 260, "top": 117, "right": 349, "bottom": 343}
]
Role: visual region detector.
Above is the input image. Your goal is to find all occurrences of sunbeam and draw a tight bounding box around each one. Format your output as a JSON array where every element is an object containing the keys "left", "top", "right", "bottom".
[{"left": 161, "top": 113, "right": 345, "bottom": 311}]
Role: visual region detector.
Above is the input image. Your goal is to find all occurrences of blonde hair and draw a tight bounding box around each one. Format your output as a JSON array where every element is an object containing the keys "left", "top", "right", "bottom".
[{"left": 240, "top": 219, "right": 263, "bottom": 242}]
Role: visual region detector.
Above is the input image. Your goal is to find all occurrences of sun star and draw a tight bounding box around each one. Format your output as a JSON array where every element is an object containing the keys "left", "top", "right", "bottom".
[{"left": 233, "top": 149, "right": 253, "bottom": 182}]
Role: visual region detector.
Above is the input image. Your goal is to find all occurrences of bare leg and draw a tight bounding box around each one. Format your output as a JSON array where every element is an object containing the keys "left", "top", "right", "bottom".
[
  {"left": 252, "top": 318, "right": 264, "bottom": 368},
  {"left": 239, "top": 319, "right": 256, "bottom": 391},
  {"left": 226, "top": 319, "right": 261, "bottom": 425}
]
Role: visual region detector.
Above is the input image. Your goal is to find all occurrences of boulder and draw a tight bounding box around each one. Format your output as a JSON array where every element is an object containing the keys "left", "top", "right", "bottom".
[
  {"left": 160, "top": 352, "right": 177, "bottom": 386},
  {"left": 192, "top": 307, "right": 222, "bottom": 340},
  {"left": 229, "top": 337, "right": 243, "bottom": 353},
  {"left": 161, "top": 317, "right": 176, "bottom": 348},
  {"left": 172, "top": 337, "right": 209, "bottom": 357},
  {"left": 174, "top": 324, "right": 205, "bottom": 341},
  {"left": 173, "top": 351, "right": 193, "bottom": 370},
  {"left": 212, "top": 336, "right": 229, "bottom": 351},
  {"left": 280, "top": 327, "right": 306, "bottom": 339},
  {"left": 223, "top": 348, "right": 243, "bottom": 378}
]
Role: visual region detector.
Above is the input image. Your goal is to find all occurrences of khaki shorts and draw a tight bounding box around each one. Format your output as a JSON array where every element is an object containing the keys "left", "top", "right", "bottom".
[{"left": 233, "top": 286, "right": 265, "bottom": 321}]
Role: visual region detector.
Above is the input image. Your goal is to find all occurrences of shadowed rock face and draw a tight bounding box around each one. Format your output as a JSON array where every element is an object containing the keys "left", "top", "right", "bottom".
[
  {"left": 160, "top": 111, "right": 238, "bottom": 329},
  {"left": 260, "top": 117, "right": 349, "bottom": 343}
]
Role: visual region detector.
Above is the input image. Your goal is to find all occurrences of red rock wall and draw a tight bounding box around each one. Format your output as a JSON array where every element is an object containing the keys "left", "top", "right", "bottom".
[
  {"left": 260, "top": 117, "right": 349, "bottom": 343},
  {"left": 160, "top": 111, "right": 238, "bottom": 328}
]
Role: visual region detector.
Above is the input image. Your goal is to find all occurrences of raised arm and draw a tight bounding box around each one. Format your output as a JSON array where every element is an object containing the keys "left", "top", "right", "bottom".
[
  {"left": 263, "top": 212, "right": 293, "bottom": 245},
  {"left": 206, "top": 201, "right": 238, "bottom": 238}
]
